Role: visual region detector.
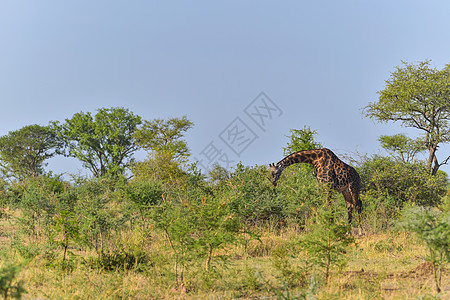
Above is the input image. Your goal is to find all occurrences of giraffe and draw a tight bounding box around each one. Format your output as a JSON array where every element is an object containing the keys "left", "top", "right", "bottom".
[{"left": 270, "top": 148, "right": 362, "bottom": 234}]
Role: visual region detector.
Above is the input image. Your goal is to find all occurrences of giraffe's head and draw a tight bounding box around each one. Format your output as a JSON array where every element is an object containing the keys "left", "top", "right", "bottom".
[{"left": 269, "top": 163, "right": 282, "bottom": 187}]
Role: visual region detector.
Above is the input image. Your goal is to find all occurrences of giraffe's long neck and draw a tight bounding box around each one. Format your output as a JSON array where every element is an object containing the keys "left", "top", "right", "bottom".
[
  {"left": 271, "top": 149, "right": 324, "bottom": 186},
  {"left": 276, "top": 150, "right": 319, "bottom": 171}
]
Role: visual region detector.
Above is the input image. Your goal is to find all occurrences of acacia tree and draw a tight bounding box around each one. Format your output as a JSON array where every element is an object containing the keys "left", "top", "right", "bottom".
[
  {"left": 134, "top": 116, "right": 193, "bottom": 160},
  {"left": 54, "top": 107, "right": 142, "bottom": 178},
  {"left": 364, "top": 60, "right": 450, "bottom": 175},
  {"left": 378, "top": 133, "right": 426, "bottom": 164},
  {"left": 283, "top": 126, "right": 322, "bottom": 155},
  {"left": 132, "top": 116, "right": 194, "bottom": 183},
  {"left": 0, "top": 124, "right": 62, "bottom": 180},
  {"left": 282, "top": 126, "right": 322, "bottom": 175}
]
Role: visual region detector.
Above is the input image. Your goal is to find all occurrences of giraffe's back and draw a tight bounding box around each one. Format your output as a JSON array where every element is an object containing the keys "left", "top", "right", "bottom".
[{"left": 317, "top": 148, "right": 361, "bottom": 192}]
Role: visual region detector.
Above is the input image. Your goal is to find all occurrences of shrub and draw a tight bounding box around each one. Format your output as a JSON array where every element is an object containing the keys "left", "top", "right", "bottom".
[
  {"left": 12, "top": 175, "right": 67, "bottom": 239},
  {"left": 221, "top": 163, "right": 285, "bottom": 226},
  {"left": 299, "top": 205, "right": 355, "bottom": 284},
  {"left": 151, "top": 177, "right": 245, "bottom": 288},
  {"left": 89, "top": 248, "right": 151, "bottom": 272},
  {"left": 0, "top": 262, "right": 26, "bottom": 299},
  {"left": 397, "top": 206, "right": 450, "bottom": 294},
  {"left": 358, "top": 155, "right": 448, "bottom": 206},
  {"left": 71, "top": 177, "right": 125, "bottom": 253}
]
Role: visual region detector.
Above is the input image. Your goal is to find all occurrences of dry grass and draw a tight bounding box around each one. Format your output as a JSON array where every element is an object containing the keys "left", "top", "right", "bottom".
[{"left": 0, "top": 221, "right": 448, "bottom": 299}]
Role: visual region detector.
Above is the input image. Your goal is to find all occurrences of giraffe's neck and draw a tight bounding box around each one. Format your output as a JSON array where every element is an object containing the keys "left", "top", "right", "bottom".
[{"left": 276, "top": 150, "right": 320, "bottom": 171}]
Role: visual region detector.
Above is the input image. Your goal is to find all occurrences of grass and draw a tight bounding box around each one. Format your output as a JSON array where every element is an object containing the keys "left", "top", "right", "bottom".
[{"left": 0, "top": 217, "right": 448, "bottom": 299}]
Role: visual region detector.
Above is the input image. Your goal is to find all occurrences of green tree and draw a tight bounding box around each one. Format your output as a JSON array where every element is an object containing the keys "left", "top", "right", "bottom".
[
  {"left": 378, "top": 133, "right": 426, "bottom": 163},
  {"left": 54, "top": 107, "right": 142, "bottom": 178},
  {"left": 0, "top": 125, "right": 62, "bottom": 180},
  {"left": 283, "top": 126, "right": 322, "bottom": 156},
  {"left": 364, "top": 60, "right": 450, "bottom": 175},
  {"left": 134, "top": 116, "right": 193, "bottom": 161},
  {"left": 300, "top": 206, "right": 355, "bottom": 284},
  {"left": 397, "top": 207, "right": 449, "bottom": 294},
  {"left": 132, "top": 116, "right": 194, "bottom": 184},
  {"left": 358, "top": 155, "right": 447, "bottom": 206},
  {"left": 0, "top": 262, "right": 26, "bottom": 299},
  {"left": 282, "top": 126, "right": 322, "bottom": 176}
]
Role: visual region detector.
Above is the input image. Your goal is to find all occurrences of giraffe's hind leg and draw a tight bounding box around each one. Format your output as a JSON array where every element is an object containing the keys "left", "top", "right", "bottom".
[
  {"left": 349, "top": 186, "right": 363, "bottom": 235},
  {"left": 341, "top": 189, "right": 354, "bottom": 226}
]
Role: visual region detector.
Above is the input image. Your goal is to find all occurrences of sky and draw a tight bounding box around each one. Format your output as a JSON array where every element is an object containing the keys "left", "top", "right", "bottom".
[{"left": 1, "top": 1, "right": 450, "bottom": 177}]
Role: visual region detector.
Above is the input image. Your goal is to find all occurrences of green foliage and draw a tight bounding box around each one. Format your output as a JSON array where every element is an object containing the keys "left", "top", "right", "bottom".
[
  {"left": 283, "top": 126, "right": 322, "bottom": 155},
  {"left": 222, "top": 163, "right": 281, "bottom": 225},
  {"left": 13, "top": 175, "right": 66, "bottom": 239},
  {"left": 273, "top": 167, "right": 327, "bottom": 228},
  {"left": 71, "top": 178, "right": 125, "bottom": 253},
  {"left": 364, "top": 60, "right": 450, "bottom": 174},
  {"left": 397, "top": 207, "right": 450, "bottom": 293},
  {"left": 359, "top": 193, "right": 401, "bottom": 231},
  {"left": 134, "top": 116, "right": 193, "bottom": 161},
  {"left": 219, "top": 162, "right": 326, "bottom": 229},
  {"left": 271, "top": 245, "right": 308, "bottom": 289},
  {"left": 207, "top": 164, "right": 230, "bottom": 186},
  {"left": 378, "top": 133, "right": 426, "bottom": 163},
  {"left": 89, "top": 248, "right": 151, "bottom": 273},
  {"left": 125, "top": 180, "right": 163, "bottom": 230},
  {"left": 131, "top": 151, "right": 188, "bottom": 186},
  {"left": 0, "top": 124, "right": 62, "bottom": 180},
  {"left": 125, "top": 180, "right": 163, "bottom": 208},
  {"left": 49, "top": 209, "right": 80, "bottom": 270},
  {"left": 0, "top": 262, "right": 26, "bottom": 300},
  {"left": 282, "top": 126, "right": 322, "bottom": 178},
  {"left": 131, "top": 116, "right": 194, "bottom": 188},
  {"left": 54, "top": 107, "right": 142, "bottom": 178},
  {"left": 299, "top": 206, "right": 355, "bottom": 284},
  {"left": 151, "top": 173, "right": 245, "bottom": 286},
  {"left": 358, "top": 155, "right": 448, "bottom": 207}
]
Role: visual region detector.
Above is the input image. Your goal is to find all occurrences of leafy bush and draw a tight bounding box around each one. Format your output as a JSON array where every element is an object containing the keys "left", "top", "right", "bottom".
[
  {"left": 360, "top": 194, "right": 403, "bottom": 231},
  {"left": 12, "top": 175, "right": 67, "bottom": 239},
  {"left": 299, "top": 205, "right": 355, "bottom": 284},
  {"left": 0, "top": 262, "right": 26, "bottom": 299},
  {"left": 271, "top": 245, "right": 308, "bottom": 289},
  {"left": 274, "top": 167, "right": 329, "bottom": 228},
  {"left": 125, "top": 180, "right": 163, "bottom": 207},
  {"left": 397, "top": 206, "right": 450, "bottom": 293},
  {"left": 125, "top": 180, "right": 164, "bottom": 229},
  {"left": 358, "top": 155, "right": 448, "bottom": 206},
  {"left": 150, "top": 170, "right": 246, "bottom": 287},
  {"left": 71, "top": 178, "right": 125, "bottom": 253},
  {"left": 89, "top": 248, "right": 151, "bottom": 272},
  {"left": 218, "top": 162, "right": 336, "bottom": 230},
  {"left": 220, "top": 163, "right": 281, "bottom": 225}
]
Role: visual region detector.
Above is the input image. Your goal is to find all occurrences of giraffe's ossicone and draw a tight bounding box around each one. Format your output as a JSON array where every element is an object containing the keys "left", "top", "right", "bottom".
[{"left": 270, "top": 148, "right": 363, "bottom": 234}]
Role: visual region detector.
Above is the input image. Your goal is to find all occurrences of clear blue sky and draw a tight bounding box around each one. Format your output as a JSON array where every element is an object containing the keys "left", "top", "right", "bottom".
[{"left": 1, "top": 1, "right": 450, "bottom": 176}]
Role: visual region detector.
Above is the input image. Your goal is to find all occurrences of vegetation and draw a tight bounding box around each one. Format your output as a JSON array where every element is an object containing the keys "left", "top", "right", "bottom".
[
  {"left": 53, "top": 107, "right": 142, "bottom": 178},
  {"left": 397, "top": 206, "right": 450, "bottom": 293},
  {"left": 364, "top": 60, "right": 450, "bottom": 174},
  {"left": 0, "top": 124, "right": 61, "bottom": 181},
  {"left": 0, "top": 79, "right": 449, "bottom": 299}
]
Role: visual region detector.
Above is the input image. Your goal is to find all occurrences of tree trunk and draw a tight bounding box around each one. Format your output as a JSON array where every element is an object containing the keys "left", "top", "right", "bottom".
[
  {"left": 427, "top": 147, "right": 436, "bottom": 171},
  {"left": 427, "top": 145, "right": 440, "bottom": 175},
  {"left": 432, "top": 155, "right": 440, "bottom": 176}
]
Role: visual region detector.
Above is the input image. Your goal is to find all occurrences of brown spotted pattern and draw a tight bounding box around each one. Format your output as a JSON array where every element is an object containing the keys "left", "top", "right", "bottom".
[{"left": 270, "top": 148, "right": 362, "bottom": 233}]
